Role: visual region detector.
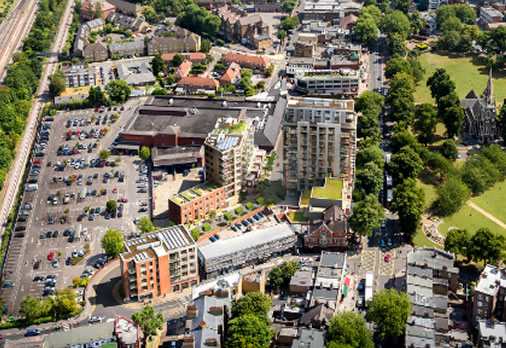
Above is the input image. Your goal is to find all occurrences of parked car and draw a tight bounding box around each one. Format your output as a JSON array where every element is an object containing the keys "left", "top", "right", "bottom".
[{"left": 24, "top": 329, "right": 41, "bottom": 337}]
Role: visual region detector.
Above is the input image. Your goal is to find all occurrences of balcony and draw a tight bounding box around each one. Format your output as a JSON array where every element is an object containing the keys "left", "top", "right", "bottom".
[
  {"left": 129, "top": 275, "right": 136, "bottom": 283},
  {"left": 169, "top": 258, "right": 179, "bottom": 264},
  {"left": 127, "top": 268, "right": 136, "bottom": 275}
]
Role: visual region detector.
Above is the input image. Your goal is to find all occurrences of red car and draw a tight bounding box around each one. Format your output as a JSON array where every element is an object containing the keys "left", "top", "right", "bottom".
[
  {"left": 117, "top": 198, "right": 128, "bottom": 203},
  {"left": 385, "top": 254, "right": 391, "bottom": 262},
  {"left": 48, "top": 252, "right": 54, "bottom": 261},
  {"left": 33, "top": 159, "right": 41, "bottom": 164},
  {"left": 112, "top": 187, "right": 118, "bottom": 193}
]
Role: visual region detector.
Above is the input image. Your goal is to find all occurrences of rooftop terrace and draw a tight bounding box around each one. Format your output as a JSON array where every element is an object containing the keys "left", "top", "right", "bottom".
[
  {"left": 311, "top": 178, "right": 343, "bottom": 200},
  {"left": 170, "top": 182, "right": 222, "bottom": 206}
]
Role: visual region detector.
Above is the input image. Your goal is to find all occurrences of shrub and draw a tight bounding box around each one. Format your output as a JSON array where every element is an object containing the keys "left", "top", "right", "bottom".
[
  {"left": 0, "top": 322, "right": 21, "bottom": 329},
  {"left": 191, "top": 228, "right": 200, "bottom": 241},
  {"left": 84, "top": 243, "right": 90, "bottom": 251},
  {"left": 202, "top": 223, "right": 211, "bottom": 232},
  {"left": 245, "top": 202, "right": 255, "bottom": 210},
  {"left": 235, "top": 207, "right": 244, "bottom": 216},
  {"left": 266, "top": 198, "right": 275, "bottom": 206},
  {"left": 224, "top": 212, "right": 233, "bottom": 221},
  {"left": 256, "top": 197, "right": 265, "bottom": 206},
  {"left": 71, "top": 256, "right": 83, "bottom": 265},
  {"left": 79, "top": 278, "right": 89, "bottom": 287}
]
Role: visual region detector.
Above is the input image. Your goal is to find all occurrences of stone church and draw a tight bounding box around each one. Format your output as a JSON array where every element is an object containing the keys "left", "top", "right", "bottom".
[{"left": 460, "top": 69, "right": 497, "bottom": 144}]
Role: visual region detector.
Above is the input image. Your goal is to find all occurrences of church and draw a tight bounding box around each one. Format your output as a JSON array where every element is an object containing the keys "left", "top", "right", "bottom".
[{"left": 460, "top": 69, "right": 497, "bottom": 144}]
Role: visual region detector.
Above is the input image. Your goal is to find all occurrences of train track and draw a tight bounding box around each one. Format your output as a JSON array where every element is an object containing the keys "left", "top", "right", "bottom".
[{"left": 0, "top": 0, "right": 40, "bottom": 81}]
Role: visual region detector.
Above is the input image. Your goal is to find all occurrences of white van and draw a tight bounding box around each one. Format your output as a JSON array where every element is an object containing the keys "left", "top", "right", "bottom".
[{"left": 26, "top": 184, "right": 38, "bottom": 191}]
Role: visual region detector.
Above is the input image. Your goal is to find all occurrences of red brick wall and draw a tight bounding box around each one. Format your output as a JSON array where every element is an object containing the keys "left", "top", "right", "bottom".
[
  {"left": 169, "top": 186, "right": 226, "bottom": 225},
  {"left": 153, "top": 134, "right": 177, "bottom": 147},
  {"left": 158, "top": 254, "right": 170, "bottom": 295}
]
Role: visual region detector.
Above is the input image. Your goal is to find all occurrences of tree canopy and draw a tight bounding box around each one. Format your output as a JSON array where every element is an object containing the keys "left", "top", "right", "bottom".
[
  {"left": 349, "top": 194, "right": 385, "bottom": 237},
  {"left": 101, "top": 229, "right": 124, "bottom": 258},
  {"left": 444, "top": 228, "right": 470, "bottom": 257},
  {"left": 232, "top": 292, "right": 271, "bottom": 322},
  {"left": 391, "top": 178, "right": 424, "bottom": 239},
  {"left": 138, "top": 216, "right": 155, "bottom": 233},
  {"left": 151, "top": 53, "right": 166, "bottom": 76},
  {"left": 225, "top": 314, "right": 273, "bottom": 348},
  {"left": 176, "top": 2, "right": 221, "bottom": 37},
  {"left": 105, "top": 79, "right": 132, "bottom": 103},
  {"left": 328, "top": 312, "right": 374, "bottom": 348},
  {"left": 140, "top": 146, "right": 151, "bottom": 161},
  {"left": 131, "top": 306, "right": 164, "bottom": 338},
  {"left": 413, "top": 103, "right": 438, "bottom": 144},
  {"left": 432, "top": 178, "right": 471, "bottom": 216},
  {"left": 468, "top": 228, "right": 505, "bottom": 265},
  {"left": 440, "top": 139, "right": 458, "bottom": 161},
  {"left": 389, "top": 146, "right": 423, "bottom": 182},
  {"left": 281, "top": 16, "right": 299, "bottom": 30}
]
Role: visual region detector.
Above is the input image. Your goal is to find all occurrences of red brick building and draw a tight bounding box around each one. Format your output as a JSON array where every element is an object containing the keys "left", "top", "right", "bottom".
[
  {"left": 223, "top": 52, "right": 269, "bottom": 72},
  {"left": 304, "top": 205, "right": 348, "bottom": 250},
  {"left": 169, "top": 183, "right": 226, "bottom": 224},
  {"left": 120, "top": 226, "right": 199, "bottom": 302},
  {"left": 176, "top": 76, "right": 219, "bottom": 92}
]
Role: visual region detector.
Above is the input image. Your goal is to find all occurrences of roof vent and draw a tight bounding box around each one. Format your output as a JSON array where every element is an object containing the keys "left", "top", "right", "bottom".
[
  {"left": 168, "top": 98, "right": 173, "bottom": 105},
  {"left": 222, "top": 100, "right": 228, "bottom": 107}
]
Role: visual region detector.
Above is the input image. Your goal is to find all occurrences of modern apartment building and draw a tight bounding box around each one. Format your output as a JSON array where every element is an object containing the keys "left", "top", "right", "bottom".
[
  {"left": 198, "top": 223, "right": 296, "bottom": 278},
  {"left": 168, "top": 182, "right": 226, "bottom": 225},
  {"left": 204, "top": 117, "right": 255, "bottom": 204},
  {"left": 473, "top": 265, "right": 506, "bottom": 327},
  {"left": 120, "top": 226, "right": 199, "bottom": 302},
  {"left": 283, "top": 97, "right": 357, "bottom": 194},
  {"left": 61, "top": 64, "right": 95, "bottom": 88},
  {"left": 295, "top": 70, "right": 360, "bottom": 96}
]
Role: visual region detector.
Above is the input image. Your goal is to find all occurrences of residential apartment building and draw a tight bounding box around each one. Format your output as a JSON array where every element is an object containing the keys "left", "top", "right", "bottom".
[
  {"left": 473, "top": 265, "right": 506, "bottom": 327},
  {"left": 162, "top": 52, "right": 207, "bottom": 65},
  {"left": 106, "top": 12, "right": 149, "bottom": 32},
  {"left": 109, "top": 40, "right": 144, "bottom": 58},
  {"left": 80, "top": 0, "right": 116, "bottom": 20},
  {"left": 204, "top": 118, "right": 255, "bottom": 204},
  {"left": 108, "top": 0, "right": 142, "bottom": 16},
  {"left": 176, "top": 76, "right": 219, "bottom": 92},
  {"left": 175, "top": 59, "right": 193, "bottom": 80},
  {"left": 220, "top": 62, "right": 241, "bottom": 85},
  {"left": 287, "top": 57, "right": 314, "bottom": 76},
  {"left": 147, "top": 29, "right": 201, "bottom": 55},
  {"left": 295, "top": 70, "right": 360, "bottom": 96},
  {"left": 185, "top": 295, "right": 229, "bottom": 348},
  {"left": 169, "top": 182, "right": 226, "bottom": 225},
  {"left": 83, "top": 42, "right": 108, "bottom": 61},
  {"left": 61, "top": 64, "right": 95, "bottom": 88},
  {"left": 73, "top": 18, "right": 104, "bottom": 56},
  {"left": 120, "top": 225, "right": 199, "bottom": 302},
  {"left": 223, "top": 52, "right": 269, "bottom": 72},
  {"left": 198, "top": 223, "right": 296, "bottom": 278},
  {"left": 283, "top": 96, "right": 357, "bottom": 194},
  {"left": 294, "top": 41, "right": 315, "bottom": 58},
  {"left": 478, "top": 320, "right": 506, "bottom": 348},
  {"left": 405, "top": 248, "right": 459, "bottom": 347}
]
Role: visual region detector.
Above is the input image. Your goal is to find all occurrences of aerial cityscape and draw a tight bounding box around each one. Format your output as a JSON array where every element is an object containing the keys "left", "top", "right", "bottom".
[{"left": 0, "top": 0, "right": 503, "bottom": 346}]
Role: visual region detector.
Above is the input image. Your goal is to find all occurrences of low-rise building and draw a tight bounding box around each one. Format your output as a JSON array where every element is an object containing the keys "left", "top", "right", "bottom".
[
  {"left": 294, "top": 41, "right": 315, "bottom": 58},
  {"left": 106, "top": 12, "right": 149, "bottom": 32},
  {"left": 176, "top": 77, "right": 219, "bottom": 93},
  {"left": 169, "top": 182, "right": 226, "bottom": 225},
  {"left": 73, "top": 18, "right": 104, "bottom": 56},
  {"left": 83, "top": 42, "right": 108, "bottom": 61},
  {"left": 116, "top": 61, "right": 155, "bottom": 86},
  {"left": 120, "top": 225, "right": 199, "bottom": 301},
  {"left": 108, "top": 0, "right": 142, "bottom": 16},
  {"left": 61, "top": 63, "right": 95, "bottom": 88},
  {"left": 81, "top": 0, "right": 116, "bottom": 20},
  {"left": 175, "top": 59, "right": 193, "bottom": 80},
  {"left": 473, "top": 264, "right": 506, "bottom": 326},
  {"left": 478, "top": 320, "right": 506, "bottom": 348},
  {"left": 289, "top": 269, "right": 314, "bottom": 294},
  {"left": 223, "top": 52, "right": 269, "bottom": 72},
  {"left": 198, "top": 223, "right": 296, "bottom": 278},
  {"left": 304, "top": 204, "right": 348, "bottom": 250},
  {"left": 295, "top": 70, "right": 360, "bottom": 96},
  {"left": 162, "top": 52, "right": 207, "bottom": 65},
  {"left": 480, "top": 7, "right": 503, "bottom": 24},
  {"left": 311, "top": 251, "right": 346, "bottom": 308},
  {"left": 109, "top": 40, "right": 145, "bottom": 58},
  {"left": 147, "top": 27, "right": 201, "bottom": 55},
  {"left": 254, "top": 34, "right": 273, "bottom": 52},
  {"left": 220, "top": 62, "right": 241, "bottom": 85},
  {"left": 291, "top": 328, "right": 325, "bottom": 348},
  {"left": 286, "top": 57, "right": 314, "bottom": 76},
  {"left": 185, "top": 295, "right": 229, "bottom": 348},
  {"left": 299, "top": 0, "right": 361, "bottom": 21}
]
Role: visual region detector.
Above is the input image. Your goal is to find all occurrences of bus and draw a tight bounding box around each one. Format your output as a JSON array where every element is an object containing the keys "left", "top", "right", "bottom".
[{"left": 365, "top": 272, "right": 373, "bottom": 303}]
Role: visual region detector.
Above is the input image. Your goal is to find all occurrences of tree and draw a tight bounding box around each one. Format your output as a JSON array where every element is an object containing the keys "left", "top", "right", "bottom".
[
  {"left": 280, "top": 16, "right": 299, "bottom": 30},
  {"left": 226, "top": 314, "right": 273, "bottom": 348},
  {"left": 391, "top": 178, "right": 424, "bottom": 238},
  {"left": 48, "top": 70, "right": 66, "bottom": 98},
  {"left": 88, "top": 86, "right": 107, "bottom": 107},
  {"left": 131, "top": 306, "right": 164, "bottom": 339},
  {"left": 389, "top": 129, "right": 421, "bottom": 154},
  {"left": 366, "top": 289, "right": 412, "bottom": 341},
  {"left": 99, "top": 150, "right": 110, "bottom": 160},
  {"left": 20, "top": 296, "right": 44, "bottom": 321},
  {"left": 140, "top": 146, "right": 151, "bottom": 161},
  {"left": 93, "top": 2, "right": 103, "bottom": 19},
  {"left": 360, "top": 5, "right": 381, "bottom": 25},
  {"left": 106, "top": 200, "right": 117, "bottom": 213},
  {"left": 348, "top": 194, "right": 385, "bottom": 237},
  {"left": 356, "top": 162, "right": 383, "bottom": 196},
  {"left": 328, "top": 312, "right": 374, "bottom": 348},
  {"left": 172, "top": 54, "right": 183, "bottom": 67},
  {"left": 468, "top": 228, "right": 505, "bottom": 265},
  {"left": 151, "top": 53, "right": 166, "bottom": 76},
  {"left": 166, "top": 74, "right": 176, "bottom": 85},
  {"left": 409, "top": 11, "right": 426, "bottom": 36},
  {"left": 496, "top": 104, "right": 506, "bottom": 142},
  {"left": 138, "top": 216, "right": 155, "bottom": 233},
  {"left": 232, "top": 292, "right": 271, "bottom": 322},
  {"left": 395, "top": 0, "right": 411, "bottom": 14},
  {"left": 354, "top": 16, "right": 378, "bottom": 46},
  {"left": 427, "top": 68, "right": 455, "bottom": 103},
  {"left": 48, "top": 288, "right": 79, "bottom": 320},
  {"left": 105, "top": 79, "right": 132, "bottom": 103},
  {"left": 101, "top": 229, "right": 124, "bottom": 258},
  {"left": 390, "top": 146, "right": 423, "bottom": 182},
  {"left": 414, "top": 103, "right": 438, "bottom": 144},
  {"left": 426, "top": 152, "right": 454, "bottom": 179},
  {"left": 356, "top": 145, "right": 384, "bottom": 170},
  {"left": 142, "top": 5, "right": 158, "bottom": 23},
  {"left": 277, "top": 29, "right": 287, "bottom": 40},
  {"left": 280, "top": 0, "right": 296, "bottom": 12},
  {"left": 444, "top": 228, "right": 470, "bottom": 257},
  {"left": 440, "top": 139, "right": 458, "bottom": 161},
  {"left": 432, "top": 178, "right": 471, "bottom": 216},
  {"left": 441, "top": 105, "right": 464, "bottom": 138},
  {"left": 355, "top": 90, "right": 384, "bottom": 115},
  {"left": 190, "top": 228, "right": 200, "bottom": 242},
  {"left": 380, "top": 10, "right": 412, "bottom": 39},
  {"left": 267, "top": 267, "right": 284, "bottom": 291},
  {"left": 200, "top": 39, "right": 212, "bottom": 53}
]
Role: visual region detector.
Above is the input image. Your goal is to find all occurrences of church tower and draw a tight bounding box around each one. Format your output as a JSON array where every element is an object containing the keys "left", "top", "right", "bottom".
[{"left": 483, "top": 68, "right": 495, "bottom": 107}]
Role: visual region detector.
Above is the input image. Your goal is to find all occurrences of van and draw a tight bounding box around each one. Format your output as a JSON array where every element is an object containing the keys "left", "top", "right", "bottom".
[{"left": 26, "top": 184, "right": 38, "bottom": 191}]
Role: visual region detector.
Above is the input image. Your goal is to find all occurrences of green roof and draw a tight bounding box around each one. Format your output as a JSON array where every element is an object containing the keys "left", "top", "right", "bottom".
[
  {"left": 311, "top": 178, "right": 343, "bottom": 200},
  {"left": 170, "top": 182, "right": 222, "bottom": 206}
]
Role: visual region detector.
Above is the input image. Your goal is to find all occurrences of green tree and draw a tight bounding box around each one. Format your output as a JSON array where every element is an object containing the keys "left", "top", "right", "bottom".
[
  {"left": 48, "top": 288, "right": 79, "bottom": 320},
  {"left": 106, "top": 200, "right": 117, "bottom": 213},
  {"left": 356, "top": 145, "right": 384, "bottom": 170},
  {"left": 172, "top": 53, "right": 183, "bottom": 67},
  {"left": 280, "top": 0, "right": 296, "bottom": 12},
  {"left": 496, "top": 104, "right": 506, "bottom": 142},
  {"left": 328, "top": 312, "right": 374, "bottom": 348},
  {"left": 48, "top": 70, "right": 66, "bottom": 98},
  {"left": 226, "top": 314, "right": 273, "bottom": 348},
  {"left": 441, "top": 17, "right": 463, "bottom": 32},
  {"left": 138, "top": 216, "right": 155, "bottom": 233},
  {"left": 151, "top": 53, "right": 166, "bottom": 76},
  {"left": 414, "top": 103, "right": 438, "bottom": 144},
  {"left": 131, "top": 306, "right": 164, "bottom": 339},
  {"left": 176, "top": 3, "right": 221, "bottom": 37},
  {"left": 390, "top": 146, "right": 423, "bottom": 182},
  {"left": 105, "top": 79, "right": 132, "bottom": 103},
  {"left": 99, "top": 150, "right": 110, "bottom": 160},
  {"left": 360, "top": 5, "right": 382, "bottom": 25},
  {"left": 355, "top": 162, "right": 383, "bottom": 196},
  {"left": 281, "top": 16, "right": 299, "bottom": 30},
  {"left": 348, "top": 194, "right": 385, "bottom": 237},
  {"left": 440, "top": 139, "right": 458, "bottom": 161},
  {"left": 142, "top": 5, "right": 158, "bottom": 22},
  {"left": 380, "top": 10, "right": 412, "bottom": 39},
  {"left": 444, "top": 228, "right": 470, "bottom": 257},
  {"left": 426, "top": 152, "right": 455, "bottom": 179},
  {"left": 101, "top": 229, "right": 124, "bottom": 258},
  {"left": 20, "top": 296, "right": 44, "bottom": 321},
  {"left": 468, "top": 228, "right": 505, "bottom": 265},
  {"left": 166, "top": 74, "right": 176, "bottom": 85},
  {"left": 140, "top": 146, "right": 151, "bottom": 161},
  {"left": 432, "top": 178, "right": 471, "bottom": 216},
  {"left": 389, "top": 128, "right": 421, "bottom": 154},
  {"left": 427, "top": 68, "right": 455, "bottom": 103},
  {"left": 200, "top": 39, "right": 212, "bottom": 53},
  {"left": 232, "top": 292, "right": 271, "bottom": 322},
  {"left": 267, "top": 267, "right": 284, "bottom": 291},
  {"left": 366, "top": 289, "right": 412, "bottom": 342},
  {"left": 277, "top": 29, "right": 287, "bottom": 40},
  {"left": 461, "top": 154, "right": 500, "bottom": 194},
  {"left": 190, "top": 228, "right": 200, "bottom": 241},
  {"left": 354, "top": 16, "right": 379, "bottom": 46},
  {"left": 391, "top": 178, "right": 424, "bottom": 238},
  {"left": 441, "top": 105, "right": 464, "bottom": 138},
  {"left": 355, "top": 90, "right": 384, "bottom": 115}
]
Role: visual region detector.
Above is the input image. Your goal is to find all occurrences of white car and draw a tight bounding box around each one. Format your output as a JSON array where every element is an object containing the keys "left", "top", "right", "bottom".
[
  {"left": 72, "top": 250, "right": 78, "bottom": 258},
  {"left": 88, "top": 316, "right": 102, "bottom": 323}
]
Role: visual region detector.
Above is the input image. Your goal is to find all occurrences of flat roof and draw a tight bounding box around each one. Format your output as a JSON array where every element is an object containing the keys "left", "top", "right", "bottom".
[
  {"left": 152, "top": 146, "right": 203, "bottom": 167},
  {"left": 198, "top": 223, "right": 295, "bottom": 260},
  {"left": 475, "top": 264, "right": 506, "bottom": 297},
  {"left": 45, "top": 322, "right": 115, "bottom": 348},
  {"left": 311, "top": 178, "right": 343, "bottom": 200},
  {"left": 170, "top": 182, "right": 222, "bottom": 205}
]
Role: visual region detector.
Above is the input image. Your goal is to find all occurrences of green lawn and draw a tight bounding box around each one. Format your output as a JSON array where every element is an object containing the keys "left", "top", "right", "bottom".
[
  {"left": 416, "top": 178, "right": 437, "bottom": 211},
  {"left": 415, "top": 52, "right": 506, "bottom": 105},
  {"left": 288, "top": 210, "right": 309, "bottom": 223},
  {"left": 470, "top": 180, "right": 506, "bottom": 225},
  {"left": 438, "top": 204, "right": 505, "bottom": 237},
  {"left": 413, "top": 228, "right": 441, "bottom": 248},
  {"left": 312, "top": 178, "right": 343, "bottom": 200}
]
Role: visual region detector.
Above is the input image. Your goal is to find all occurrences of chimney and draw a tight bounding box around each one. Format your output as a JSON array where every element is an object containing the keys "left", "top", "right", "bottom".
[
  {"left": 205, "top": 338, "right": 218, "bottom": 346},
  {"left": 433, "top": 250, "right": 437, "bottom": 258},
  {"left": 186, "top": 304, "right": 198, "bottom": 319},
  {"left": 209, "top": 306, "right": 223, "bottom": 316},
  {"left": 199, "top": 321, "right": 207, "bottom": 329},
  {"left": 182, "top": 336, "right": 195, "bottom": 348}
]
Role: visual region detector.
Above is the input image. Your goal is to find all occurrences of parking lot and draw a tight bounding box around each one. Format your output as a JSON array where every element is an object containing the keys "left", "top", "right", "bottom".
[{"left": 0, "top": 100, "right": 150, "bottom": 315}]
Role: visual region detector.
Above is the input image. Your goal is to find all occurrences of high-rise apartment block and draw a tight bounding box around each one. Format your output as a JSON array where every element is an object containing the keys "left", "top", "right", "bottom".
[
  {"left": 120, "top": 226, "right": 199, "bottom": 302},
  {"left": 283, "top": 97, "right": 357, "bottom": 194},
  {"left": 204, "top": 117, "right": 255, "bottom": 204}
]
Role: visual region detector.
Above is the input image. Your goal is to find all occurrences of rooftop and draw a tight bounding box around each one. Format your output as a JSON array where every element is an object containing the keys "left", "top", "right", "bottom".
[
  {"left": 177, "top": 76, "right": 219, "bottom": 88},
  {"left": 115, "top": 316, "right": 140, "bottom": 345},
  {"left": 288, "top": 96, "right": 354, "bottom": 111},
  {"left": 311, "top": 178, "right": 343, "bottom": 200},
  {"left": 170, "top": 182, "right": 222, "bottom": 205},
  {"left": 291, "top": 328, "right": 325, "bottom": 348},
  {"left": 205, "top": 118, "right": 251, "bottom": 151},
  {"left": 45, "top": 321, "right": 115, "bottom": 348},
  {"left": 475, "top": 264, "right": 506, "bottom": 297},
  {"left": 223, "top": 52, "right": 269, "bottom": 66},
  {"left": 121, "top": 225, "right": 195, "bottom": 262},
  {"left": 407, "top": 248, "right": 458, "bottom": 274},
  {"left": 478, "top": 320, "right": 506, "bottom": 342}
]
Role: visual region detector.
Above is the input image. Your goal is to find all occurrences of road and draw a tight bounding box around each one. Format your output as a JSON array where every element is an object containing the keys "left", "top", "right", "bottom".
[
  {"left": 0, "top": 0, "right": 74, "bottom": 242},
  {"left": 0, "top": 0, "right": 40, "bottom": 81},
  {"left": 368, "top": 36, "right": 385, "bottom": 92}
]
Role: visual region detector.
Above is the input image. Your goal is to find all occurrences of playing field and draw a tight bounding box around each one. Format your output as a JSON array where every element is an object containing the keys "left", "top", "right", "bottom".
[
  {"left": 470, "top": 180, "right": 506, "bottom": 226},
  {"left": 438, "top": 204, "right": 505, "bottom": 237},
  {"left": 415, "top": 52, "right": 506, "bottom": 105}
]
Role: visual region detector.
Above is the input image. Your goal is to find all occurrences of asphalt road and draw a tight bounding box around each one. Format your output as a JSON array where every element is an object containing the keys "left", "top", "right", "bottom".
[{"left": 368, "top": 37, "right": 385, "bottom": 92}]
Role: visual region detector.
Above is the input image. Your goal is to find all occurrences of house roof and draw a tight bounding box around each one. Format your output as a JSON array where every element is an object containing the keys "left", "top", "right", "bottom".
[
  {"left": 223, "top": 52, "right": 268, "bottom": 67},
  {"left": 339, "top": 13, "right": 358, "bottom": 29},
  {"left": 107, "top": 0, "right": 141, "bottom": 13},
  {"left": 220, "top": 62, "right": 241, "bottom": 83},
  {"left": 299, "top": 304, "right": 333, "bottom": 327},
  {"left": 84, "top": 42, "right": 107, "bottom": 53},
  {"left": 291, "top": 328, "right": 325, "bottom": 348},
  {"left": 177, "top": 77, "right": 219, "bottom": 88},
  {"left": 238, "top": 14, "right": 264, "bottom": 26},
  {"left": 176, "top": 60, "right": 193, "bottom": 77}
]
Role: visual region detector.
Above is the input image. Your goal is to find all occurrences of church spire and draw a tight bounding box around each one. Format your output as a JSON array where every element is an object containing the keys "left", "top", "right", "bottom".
[{"left": 484, "top": 67, "right": 495, "bottom": 106}]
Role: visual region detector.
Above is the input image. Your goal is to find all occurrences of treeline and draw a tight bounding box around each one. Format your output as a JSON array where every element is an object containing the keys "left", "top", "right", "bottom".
[
  {"left": 175, "top": 0, "right": 221, "bottom": 39},
  {"left": 0, "top": 0, "right": 68, "bottom": 189}
]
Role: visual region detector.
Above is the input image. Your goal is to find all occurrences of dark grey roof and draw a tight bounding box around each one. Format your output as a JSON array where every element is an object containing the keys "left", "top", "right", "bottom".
[
  {"left": 320, "top": 251, "right": 345, "bottom": 268},
  {"left": 291, "top": 328, "right": 325, "bottom": 348},
  {"left": 312, "top": 288, "right": 338, "bottom": 301},
  {"left": 261, "top": 96, "right": 285, "bottom": 147},
  {"left": 299, "top": 304, "right": 333, "bottom": 327},
  {"left": 190, "top": 296, "right": 224, "bottom": 348}
]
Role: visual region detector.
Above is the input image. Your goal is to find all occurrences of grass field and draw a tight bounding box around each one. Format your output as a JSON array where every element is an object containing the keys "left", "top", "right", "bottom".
[
  {"left": 438, "top": 204, "right": 505, "bottom": 237},
  {"left": 415, "top": 52, "right": 506, "bottom": 105},
  {"left": 471, "top": 180, "right": 506, "bottom": 225},
  {"left": 288, "top": 210, "right": 308, "bottom": 223},
  {"left": 413, "top": 228, "right": 441, "bottom": 248},
  {"left": 416, "top": 178, "right": 437, "bottom": 211}
]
